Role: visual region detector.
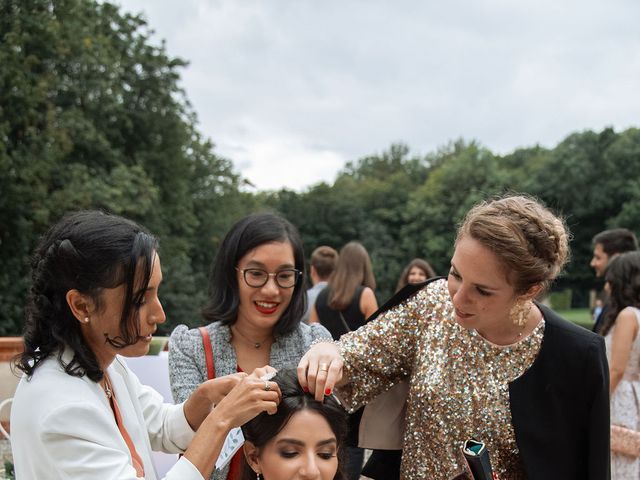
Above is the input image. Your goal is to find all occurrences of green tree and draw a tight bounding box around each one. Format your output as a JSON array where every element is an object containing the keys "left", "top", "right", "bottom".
[{"left": 0, "top": 0, "right": 245, "bottom": 334}]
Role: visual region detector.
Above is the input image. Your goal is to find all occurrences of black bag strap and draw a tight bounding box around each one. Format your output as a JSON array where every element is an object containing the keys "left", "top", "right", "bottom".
[
  {"left": 366, "top": 276, "right": 446, "bottom": 322},
  {"left": 338, "top": 311, "right": 352, "bottom": 334}
]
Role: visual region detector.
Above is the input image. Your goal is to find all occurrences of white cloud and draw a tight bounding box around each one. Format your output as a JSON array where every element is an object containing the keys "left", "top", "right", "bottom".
[{"left": 116, "top": 0, "right": 640, "bottom": 190}]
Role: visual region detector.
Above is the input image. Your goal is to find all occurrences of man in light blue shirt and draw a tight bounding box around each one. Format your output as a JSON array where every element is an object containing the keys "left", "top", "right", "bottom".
[{"left": 302, "top": 246, "right": 338, "bottom": 323}]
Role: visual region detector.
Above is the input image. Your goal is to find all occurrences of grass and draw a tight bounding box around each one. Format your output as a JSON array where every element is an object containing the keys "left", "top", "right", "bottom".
[{"left": 556, "top": 308, "right": 593, "bottom": 330}]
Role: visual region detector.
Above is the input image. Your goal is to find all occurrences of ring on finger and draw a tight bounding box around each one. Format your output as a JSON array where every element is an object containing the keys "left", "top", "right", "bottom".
[
  {"left": 264, "top": 381, "right": 271, "bottom": 391},
  {"left": 319, "top": 362, "right": 329, "bottom": 372}
]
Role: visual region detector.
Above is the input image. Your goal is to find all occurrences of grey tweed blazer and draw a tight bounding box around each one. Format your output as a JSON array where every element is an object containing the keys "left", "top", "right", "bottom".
[{"left": 168, "top": 321, "right": 332, "bottom": 480}]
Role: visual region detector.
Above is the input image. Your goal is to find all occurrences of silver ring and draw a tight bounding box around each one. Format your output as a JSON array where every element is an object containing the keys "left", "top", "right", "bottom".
[{"left": 264, "top": 381, "right": 271, "bottom": 391}]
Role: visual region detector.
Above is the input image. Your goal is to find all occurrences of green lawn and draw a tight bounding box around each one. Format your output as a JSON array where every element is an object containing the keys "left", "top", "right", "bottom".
[{"left": 556, "top": 308, "right": 593, "bottom": 330}]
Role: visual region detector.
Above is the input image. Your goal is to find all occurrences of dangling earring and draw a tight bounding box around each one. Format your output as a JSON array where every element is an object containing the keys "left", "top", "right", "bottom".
[
  {"left": 510, "top": 300, "right": 532, "bottom": 327},
  {"left": 256, "top": 473, "right": 262, "bottom": 480}
]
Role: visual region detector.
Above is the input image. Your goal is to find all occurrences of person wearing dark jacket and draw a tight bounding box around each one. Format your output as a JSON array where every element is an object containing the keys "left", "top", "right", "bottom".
[{"left": 299, "top": 195, "right": 610, "bottom": 480}]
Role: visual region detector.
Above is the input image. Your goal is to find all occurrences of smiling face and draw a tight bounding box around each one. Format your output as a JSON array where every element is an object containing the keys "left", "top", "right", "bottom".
[
  {"left": 82, "top": 254, "right": 165, "bottom": 367},
  {"left": 407, "top": 266, "right": 428, "bottom": 284},
  {"left": 248, "top": 409, "right": 339, "bottom": 480},
  {"left": 447, "top": 236, "right": 522, "bottom": 337},
  {"left": 236, "top": 241, "right": 296, "bottom": 334}
]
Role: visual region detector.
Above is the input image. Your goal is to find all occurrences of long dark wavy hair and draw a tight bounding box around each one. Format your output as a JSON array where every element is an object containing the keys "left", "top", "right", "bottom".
[
  {"left": 599, "top": 251, "right": 640, "bottom": 336},
  {"left": 240, "top": 369, "right": 347, "bottom": 480},
  {"left": 201, "top": 212, "right": 307, "bottom": 335},
  {"left": 16, "top": 210, "right": 158, "bottom": 382}
]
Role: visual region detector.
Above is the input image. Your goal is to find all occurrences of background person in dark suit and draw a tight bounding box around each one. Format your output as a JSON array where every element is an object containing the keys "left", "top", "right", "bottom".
[{"left": 591, "top": 228, "right": 638, "bottom": 333}]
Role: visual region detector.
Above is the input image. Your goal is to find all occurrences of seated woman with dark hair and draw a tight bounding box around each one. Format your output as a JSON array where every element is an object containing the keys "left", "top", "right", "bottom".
[{"left": 241, "top": 370, "right": 347, "bottom": 480}]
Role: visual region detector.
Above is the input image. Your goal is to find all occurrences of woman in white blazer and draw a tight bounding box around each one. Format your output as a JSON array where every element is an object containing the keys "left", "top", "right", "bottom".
[{"left": 11, "top": 210, "right": 281, "bottom": 480}]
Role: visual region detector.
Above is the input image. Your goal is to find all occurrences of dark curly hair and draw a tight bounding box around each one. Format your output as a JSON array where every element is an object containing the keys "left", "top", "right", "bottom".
[
  {"left": 599, "top": 251, "right": 640, "bottom": 336},
  {"left": 16, "top": 210, "right": 158, "bottom": 382},
  {"left": 201, "top": 212, "right": 307, "bottom": 335},
  {"left": 240, "top": 369, "right": 348, "bottom": 480}
]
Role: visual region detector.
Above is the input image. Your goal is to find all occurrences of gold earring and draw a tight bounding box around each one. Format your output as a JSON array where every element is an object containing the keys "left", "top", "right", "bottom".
[{"left": 510, "top": 300, "right": 532, "bottom": 327}]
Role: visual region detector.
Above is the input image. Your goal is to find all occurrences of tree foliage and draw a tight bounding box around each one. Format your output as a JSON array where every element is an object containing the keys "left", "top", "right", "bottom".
[
  {"left": 1, "top": 1, "right": 639, "bottom": 335},
  {"left": 0, "top": 0, "right": 246, "bottom": 334}
]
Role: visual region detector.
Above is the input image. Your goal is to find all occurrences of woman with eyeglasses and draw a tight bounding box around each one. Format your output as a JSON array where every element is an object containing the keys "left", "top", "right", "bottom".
[{"left": 169, "top": 212, "right": 332, "bottom": 480}]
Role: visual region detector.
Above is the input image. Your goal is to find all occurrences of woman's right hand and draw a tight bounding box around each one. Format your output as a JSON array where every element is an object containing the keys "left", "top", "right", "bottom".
[
  {"left": 214, "top": 366, "right": 281, "bottom": 428},
  {"left": 297, "top": 342, "right": 344, "bottom": 402}
]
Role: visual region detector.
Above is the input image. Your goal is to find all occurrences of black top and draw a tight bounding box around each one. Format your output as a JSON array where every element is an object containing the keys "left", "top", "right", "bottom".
[{"left": 315, "top": 285, "right": 366, "bottom": 340}]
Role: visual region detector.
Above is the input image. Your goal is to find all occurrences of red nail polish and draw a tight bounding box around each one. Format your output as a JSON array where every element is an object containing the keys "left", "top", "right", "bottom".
[
  {"left": 325, "top": 388, "right": 332, "bottom": 396},
  {"left": 303, "top": 386, "right": 309, "bottom": 393}
]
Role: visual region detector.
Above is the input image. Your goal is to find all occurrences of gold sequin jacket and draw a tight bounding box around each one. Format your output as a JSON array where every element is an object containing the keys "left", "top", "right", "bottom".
[{"left": 338, "top": 278, "right": 610, "bottom": 480}]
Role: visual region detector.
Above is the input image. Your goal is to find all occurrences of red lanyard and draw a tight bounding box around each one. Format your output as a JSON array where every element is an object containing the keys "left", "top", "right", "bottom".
[{"left": 104, "top": 373, "right": 146, "bottom": 478}]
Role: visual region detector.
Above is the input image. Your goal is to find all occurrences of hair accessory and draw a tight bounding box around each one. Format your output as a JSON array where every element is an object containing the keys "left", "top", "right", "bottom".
[{"left": 260, "top": 371, "right": 277, "bottom": 381}]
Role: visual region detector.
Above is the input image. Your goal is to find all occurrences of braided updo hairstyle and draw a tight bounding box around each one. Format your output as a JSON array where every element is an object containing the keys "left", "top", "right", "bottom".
[
  {"left": 16, "top": 210, "right": 158, "bottom": 382},
  {"left": 456, "top": 195, "right": 570, "bottom": 294},
  {"left": 240, "top": 369, "right": 348, "bottom": 480}
]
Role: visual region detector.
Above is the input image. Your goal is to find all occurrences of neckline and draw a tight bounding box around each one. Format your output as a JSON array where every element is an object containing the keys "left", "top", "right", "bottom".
[{"left": 472, "top": 317, "right": 546, "bottom": 349}]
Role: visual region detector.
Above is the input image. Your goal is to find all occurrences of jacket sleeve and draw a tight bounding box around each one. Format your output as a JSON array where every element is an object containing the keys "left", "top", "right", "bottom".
[
  {"left": 169, "top": 324, "right": 207, "bottom": 403},
  {"left": 123, "top": 364, "right": 196, "bottom": 453},
  {"left": 586, "top": 335, "right": 611, "bottom": 480},
  {"left": 41, "top": 401, "right": 204, "bottom": 480}
]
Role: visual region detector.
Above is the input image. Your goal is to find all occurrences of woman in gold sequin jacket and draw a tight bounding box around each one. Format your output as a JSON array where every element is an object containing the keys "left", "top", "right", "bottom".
[{"left": 298, "top": 195, "right": 610, "bottom": 480}]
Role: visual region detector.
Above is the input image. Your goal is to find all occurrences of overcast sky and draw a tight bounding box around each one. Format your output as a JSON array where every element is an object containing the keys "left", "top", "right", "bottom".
[{"left": 116, "top": 0, "right": 640, "bottom": 191}]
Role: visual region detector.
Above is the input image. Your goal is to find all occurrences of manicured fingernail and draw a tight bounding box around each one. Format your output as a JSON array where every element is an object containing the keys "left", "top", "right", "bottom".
[
  {"left": 325, "top": 388, "right": 332, "bottom": 395},
  {"left": 303, "top": 386, "right": 309, "bottom": 393}
]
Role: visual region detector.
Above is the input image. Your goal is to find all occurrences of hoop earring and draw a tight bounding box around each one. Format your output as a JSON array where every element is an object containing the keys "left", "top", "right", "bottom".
[{"left": 510, "top": 300, "right": 532, "bottom": 327}]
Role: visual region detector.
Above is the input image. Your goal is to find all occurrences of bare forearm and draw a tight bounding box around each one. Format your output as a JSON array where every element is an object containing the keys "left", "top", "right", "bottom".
[
  {"left": 183, "top": 385, "right": 212, "bottom": 431},
  {"left": 182, "top": 413, "right": 232, "bottom": 478},
  {"left": 610, "top": 370, "right": 622, "bottom": 395}
]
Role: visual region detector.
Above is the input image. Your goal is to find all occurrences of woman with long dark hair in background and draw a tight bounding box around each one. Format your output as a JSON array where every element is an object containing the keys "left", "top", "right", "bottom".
[
  {"left": 395, "top": 258, "right": 436, "bottom": 292},
  {"left": 600, "top": 251, "right": 640, "bottom": 478}
]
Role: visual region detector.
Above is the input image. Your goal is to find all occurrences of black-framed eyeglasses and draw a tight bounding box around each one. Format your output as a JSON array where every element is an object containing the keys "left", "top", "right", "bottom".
[{"left": 236, "top": 267, "right": 302, "bottom": 289}]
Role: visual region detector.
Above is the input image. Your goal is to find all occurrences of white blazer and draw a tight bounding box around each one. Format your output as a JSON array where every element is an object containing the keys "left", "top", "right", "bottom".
[{"left": 11, "top": 350, "right": 202, "bottom": 480}]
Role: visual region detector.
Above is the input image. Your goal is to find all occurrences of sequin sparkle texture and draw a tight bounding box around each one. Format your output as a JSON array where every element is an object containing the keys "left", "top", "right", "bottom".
[{"left": 337, "top": 279, "right": 543, "bottom": 480}]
